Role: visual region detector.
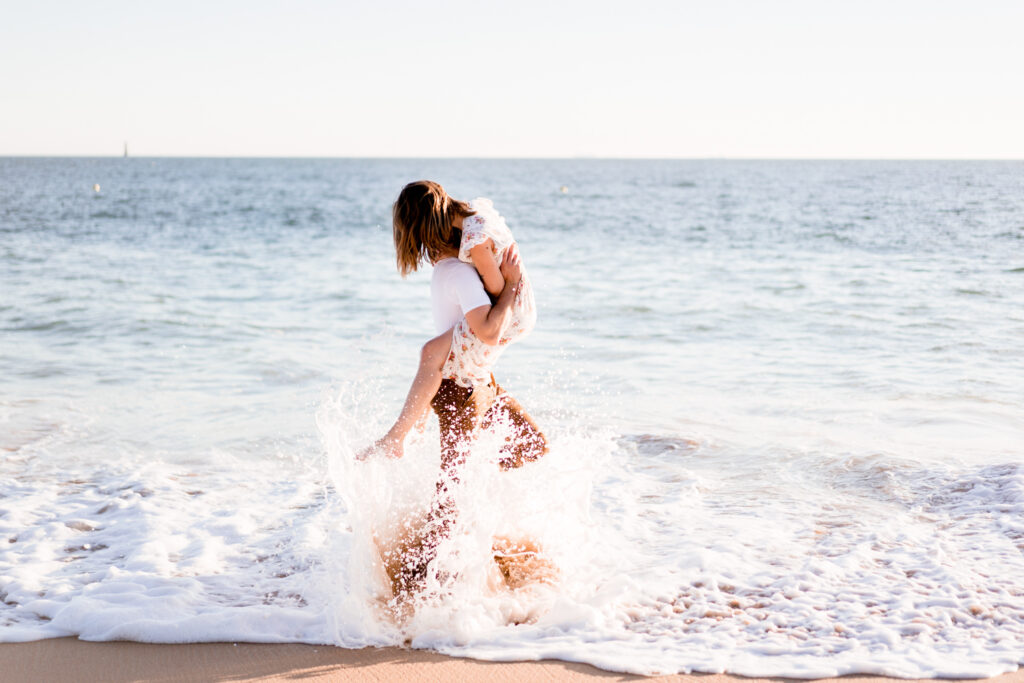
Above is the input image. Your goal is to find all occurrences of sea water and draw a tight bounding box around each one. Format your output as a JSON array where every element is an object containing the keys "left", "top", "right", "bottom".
[{"left": 1, "top": 158, "right": 1023, "bottom": 676}]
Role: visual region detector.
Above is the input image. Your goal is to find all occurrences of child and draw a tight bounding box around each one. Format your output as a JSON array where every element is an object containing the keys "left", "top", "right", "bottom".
[{"left": 362, "top": 183, "right": 536, "bottom": 460}]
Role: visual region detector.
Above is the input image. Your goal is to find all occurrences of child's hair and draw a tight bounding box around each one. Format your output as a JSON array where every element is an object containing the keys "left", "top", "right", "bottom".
[{"left": 392, "top": 180, "right": 476, "bottom": 276}]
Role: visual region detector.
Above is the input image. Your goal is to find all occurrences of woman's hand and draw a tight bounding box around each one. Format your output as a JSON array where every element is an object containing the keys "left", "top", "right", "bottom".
[
  {"left": 465, "top": 244, "right": 523, "bottom": 345},
  {"left": 500, "top": 244, "right": 522, "bottom": 286}
]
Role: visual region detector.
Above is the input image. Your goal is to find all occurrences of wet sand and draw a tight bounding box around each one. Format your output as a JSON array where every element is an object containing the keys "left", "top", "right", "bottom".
[{"left": 1, "top": 638, "right": 1021, "bottom": 683}]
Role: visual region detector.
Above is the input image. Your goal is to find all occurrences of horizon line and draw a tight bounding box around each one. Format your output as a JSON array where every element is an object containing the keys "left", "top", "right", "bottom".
[{"left": 2, "top": 154, "right": 1023, "bottom": 162}]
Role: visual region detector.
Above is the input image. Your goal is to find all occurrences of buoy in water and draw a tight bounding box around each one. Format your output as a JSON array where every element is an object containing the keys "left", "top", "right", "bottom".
[
  {"left": 559, "top": 185, "right": 569, "bottom": 194},
  {"left": 93, "top": 184, "right": 100, "bottom": 193}
]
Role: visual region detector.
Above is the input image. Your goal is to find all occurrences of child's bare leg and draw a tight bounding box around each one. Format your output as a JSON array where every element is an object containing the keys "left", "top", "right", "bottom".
[{"left": 364, "top": 328, "right": 453, "bottom": 459}]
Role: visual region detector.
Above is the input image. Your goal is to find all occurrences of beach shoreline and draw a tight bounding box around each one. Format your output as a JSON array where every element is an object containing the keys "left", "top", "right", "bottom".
[
  {"left": 4, "top": 159, "right": 1024, "bottom": 679},
  {"left": 1, "top": 638, "right": 1021, "bottom": 683}
]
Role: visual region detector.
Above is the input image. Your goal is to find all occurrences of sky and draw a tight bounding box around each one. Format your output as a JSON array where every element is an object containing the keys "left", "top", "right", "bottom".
[{"left": 1, "top": 0, "right": 1022, "bottom": 158}]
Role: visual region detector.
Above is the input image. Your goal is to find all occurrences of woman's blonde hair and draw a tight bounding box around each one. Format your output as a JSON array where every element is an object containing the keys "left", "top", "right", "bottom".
[{"left": 392, "top": 180, "right": 475, "bottom": 276}]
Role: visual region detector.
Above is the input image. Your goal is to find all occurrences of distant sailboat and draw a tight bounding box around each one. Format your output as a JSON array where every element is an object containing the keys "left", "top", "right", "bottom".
[{"left": 123, "top": 141, "right": 128, "bottom": 158}]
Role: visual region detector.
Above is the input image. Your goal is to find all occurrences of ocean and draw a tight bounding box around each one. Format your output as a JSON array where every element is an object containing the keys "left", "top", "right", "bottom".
[{"left": 1, "top": 157, "right": 1023, "bottom": 676}]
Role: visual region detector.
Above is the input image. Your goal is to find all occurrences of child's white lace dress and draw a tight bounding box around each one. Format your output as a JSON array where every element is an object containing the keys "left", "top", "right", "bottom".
[{"left": 440, "top": 198, "right": 537, "bottom": 388}]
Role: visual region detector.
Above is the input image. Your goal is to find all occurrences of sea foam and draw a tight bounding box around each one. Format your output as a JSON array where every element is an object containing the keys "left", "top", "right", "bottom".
[{"left": 3, "top": 383, "right": 1024, "bottom": 677}]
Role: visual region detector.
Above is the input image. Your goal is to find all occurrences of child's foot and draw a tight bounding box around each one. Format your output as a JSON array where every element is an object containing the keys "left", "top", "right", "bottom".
[{"left": 356, "top": 434, "right": 404, "bottom": 461}]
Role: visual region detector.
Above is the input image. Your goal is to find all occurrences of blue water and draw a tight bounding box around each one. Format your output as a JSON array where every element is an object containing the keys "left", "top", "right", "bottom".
[{"left": 2, "top": 158, "right": 1023, "bottom": 676}]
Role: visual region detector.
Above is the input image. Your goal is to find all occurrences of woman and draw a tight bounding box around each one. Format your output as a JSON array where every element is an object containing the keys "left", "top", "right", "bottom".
[{"left": 369, "top": 180, "right": 548, "bottom": 598}]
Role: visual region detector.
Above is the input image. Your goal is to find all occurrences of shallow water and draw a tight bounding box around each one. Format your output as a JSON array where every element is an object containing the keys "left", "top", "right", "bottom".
[{"left": 2, "top": 158, "right": 1023, "bottom": 676}]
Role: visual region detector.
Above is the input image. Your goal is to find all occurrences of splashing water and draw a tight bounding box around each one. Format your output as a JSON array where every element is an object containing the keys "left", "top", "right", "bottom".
[
  {"left": 315, "top": 380, "right": 607, "bottom": 646},
  {"left": 3, "top": 158, "right": 1024, "bottom": 676}
]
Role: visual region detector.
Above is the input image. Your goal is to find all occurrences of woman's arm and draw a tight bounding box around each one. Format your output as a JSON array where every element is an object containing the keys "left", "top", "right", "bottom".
[
  {"left": 469, "top": 239, "right": 504, "bottom": 297},
  {"left": 464, "top": 245, "right": 522, "bottom": 345}
]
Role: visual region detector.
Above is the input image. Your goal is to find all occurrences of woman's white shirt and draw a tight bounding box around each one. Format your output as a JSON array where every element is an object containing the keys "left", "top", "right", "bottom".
[{"left": 430, "top": 257, "right": 490, "bottom": 334}]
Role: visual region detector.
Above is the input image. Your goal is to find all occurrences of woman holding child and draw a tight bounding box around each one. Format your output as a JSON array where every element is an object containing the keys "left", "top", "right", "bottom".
[{"left": 362, "top": 180, "right": 547, "bottom": 595}]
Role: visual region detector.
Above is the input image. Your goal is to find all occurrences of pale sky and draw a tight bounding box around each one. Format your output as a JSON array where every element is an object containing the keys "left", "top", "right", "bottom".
[{"left": 2, "top": 0, "right": 1022, "bottom": 158}]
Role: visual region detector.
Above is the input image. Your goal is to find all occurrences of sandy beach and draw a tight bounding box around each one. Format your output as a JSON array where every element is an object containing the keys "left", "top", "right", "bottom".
[{"left": 0, "top": 639, "right": 1020, "bottom": 683}]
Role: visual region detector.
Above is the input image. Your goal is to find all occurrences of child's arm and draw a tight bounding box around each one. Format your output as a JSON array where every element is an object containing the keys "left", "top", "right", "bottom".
[{"left": 469, "top": 238, "right": 505, "bottom": 297}]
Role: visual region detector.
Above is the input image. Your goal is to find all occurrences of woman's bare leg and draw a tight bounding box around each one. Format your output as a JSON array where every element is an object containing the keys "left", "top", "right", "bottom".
[{"left": 362, "top": 328, "right": 453, "bottom": 459}]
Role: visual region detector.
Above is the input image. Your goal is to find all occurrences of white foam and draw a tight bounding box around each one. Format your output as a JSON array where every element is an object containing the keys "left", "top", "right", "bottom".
[{"left": 2, "top": 384, "right": 1024, "bottom": 677}]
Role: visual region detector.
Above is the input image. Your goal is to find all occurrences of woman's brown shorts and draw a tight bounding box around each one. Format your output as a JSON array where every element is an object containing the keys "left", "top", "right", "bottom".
[{"left": 429, "top": 374, "right": 547, "bottom": 476}]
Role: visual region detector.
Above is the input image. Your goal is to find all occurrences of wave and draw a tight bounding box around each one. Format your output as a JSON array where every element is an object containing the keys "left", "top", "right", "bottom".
[{"left": 1, "top": 387, "right": 1023, "bottom": 677}]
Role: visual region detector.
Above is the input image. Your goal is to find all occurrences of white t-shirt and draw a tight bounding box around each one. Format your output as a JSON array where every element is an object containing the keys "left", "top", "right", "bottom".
[{"left": 431, "top": 258, "right": 491, "bottom": 333}]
